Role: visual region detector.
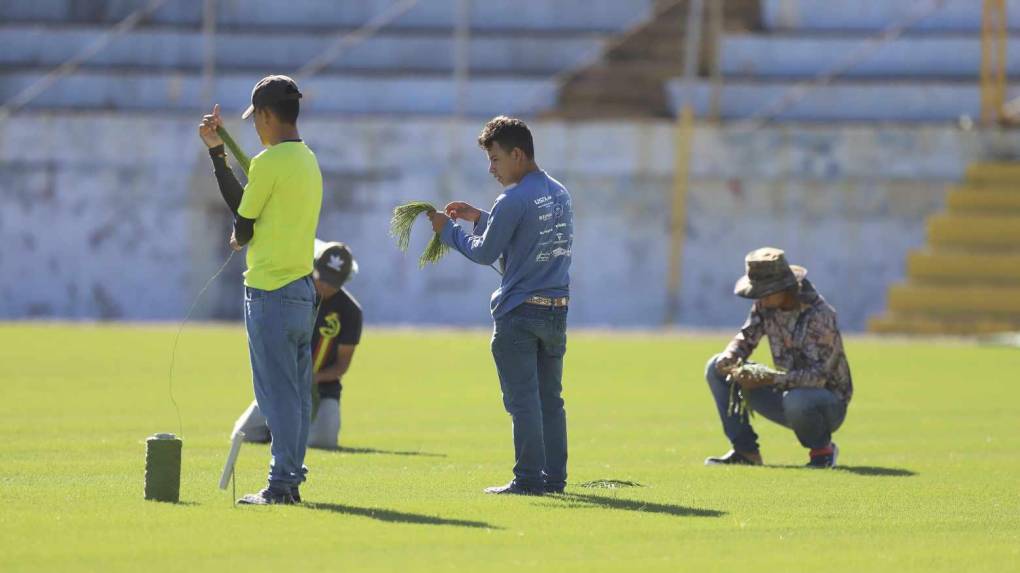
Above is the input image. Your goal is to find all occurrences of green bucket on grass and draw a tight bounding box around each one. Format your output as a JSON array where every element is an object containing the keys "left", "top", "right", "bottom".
[{"left": 144, "top": 433, "right": 182, "bottom": 503}]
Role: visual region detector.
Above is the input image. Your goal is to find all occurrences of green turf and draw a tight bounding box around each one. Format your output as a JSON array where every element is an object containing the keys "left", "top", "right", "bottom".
[{"left": 1, "top": 323, "right": 1017, "bottom": 572}]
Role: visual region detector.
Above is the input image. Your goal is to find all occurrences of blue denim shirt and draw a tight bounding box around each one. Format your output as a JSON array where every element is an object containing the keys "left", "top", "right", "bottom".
[{"left": 440, "top": 170, "right": 573, "bottom": 318}]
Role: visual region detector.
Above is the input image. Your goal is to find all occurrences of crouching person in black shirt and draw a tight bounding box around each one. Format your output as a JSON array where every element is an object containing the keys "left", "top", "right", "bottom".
[{"left": 234, "top": 241, "right": 363, "bottom": 449}]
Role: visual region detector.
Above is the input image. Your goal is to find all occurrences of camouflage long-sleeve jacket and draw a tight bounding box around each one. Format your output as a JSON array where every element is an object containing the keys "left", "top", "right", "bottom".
[{"left": 723, "top": 279, "right": 853, "bottom": 403}]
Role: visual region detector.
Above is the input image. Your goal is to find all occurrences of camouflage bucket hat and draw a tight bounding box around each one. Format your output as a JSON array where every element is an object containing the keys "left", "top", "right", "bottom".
[{"left": 733, "top": 247, "right": 807, "bottom": 299}]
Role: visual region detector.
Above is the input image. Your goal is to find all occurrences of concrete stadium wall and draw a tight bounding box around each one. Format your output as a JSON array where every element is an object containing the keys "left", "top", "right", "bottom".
[{"left": 3, "top": 113, "right": 1017, "bottom": 330}]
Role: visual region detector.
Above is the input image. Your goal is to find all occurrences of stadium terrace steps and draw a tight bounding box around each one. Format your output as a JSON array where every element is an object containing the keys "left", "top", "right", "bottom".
[
  {"left": 667, "top": 80, "right": 999, "bottom": 122},
  {"left": 0, "top": 26, "right": 610, "bottom": 76},
  {"left": 0, "top": 70, "right": 558, "bottom": 116},
  {"left": 0, "top": 0, "right": 654, "bottom": 33},
  {"left": 886, "top": 284, "right": 1020, "bottom": 316},
  {"left": 0, "top": 1, "right": 654, "bottom": 117},
  {"left": 552, "top": 0, "right": 762, "bottom": 119},
  {"left": 665, "top": 2, "right": 1020, "bottom": 122},
  {"left": 945, "top": 188, "right": 1020, "bottom": 213},
  {"left": 761, "top": 0, "right": 1020, "bottom": 33},
  {"left": 964, "top": 162, "right": 1020, "bottom": 186},
  {"left": 867, "top": 314, "right": 1020, "bottom": 336},
  {"left": 907, "top": 252, "right": 1020, "bottom": 284},
  {"left": 0, "top": 25, "right": 607, "bottom": 75},
  {"left": 720, "top": 35, "right": 1020, "bottom": 79},
  {"left": 927, "top": 215, "right": 1020, "bottom": 250},
  {"left": 870, "top": 162, "right": 1020, "bottom": 336}
]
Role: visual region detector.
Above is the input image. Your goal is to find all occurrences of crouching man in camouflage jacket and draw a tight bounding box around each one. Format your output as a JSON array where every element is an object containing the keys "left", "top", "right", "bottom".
[{"left": 704, "top": 247, "right": 853, "bottom": 469}]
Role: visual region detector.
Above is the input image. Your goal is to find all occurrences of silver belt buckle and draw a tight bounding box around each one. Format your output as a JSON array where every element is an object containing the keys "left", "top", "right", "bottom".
[{"left": 527, "top": 295, "right": 567, "bottom": 307}]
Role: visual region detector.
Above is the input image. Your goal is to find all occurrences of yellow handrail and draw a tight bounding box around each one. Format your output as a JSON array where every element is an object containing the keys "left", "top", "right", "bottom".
[
  {"left": 665, "top": 104, "right": 694, "bottom": 325},
  {"left": 981, "top": 0, "right": 1008, "bottom": 125}
]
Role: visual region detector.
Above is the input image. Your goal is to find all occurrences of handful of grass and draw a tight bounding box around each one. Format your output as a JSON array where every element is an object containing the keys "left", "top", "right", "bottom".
[
  {"left": 215, "top": 125, "right": 251, "bottom": 175},
  {"left": 725, "top": 362, "right": 782, "bottom": 418},
  {"left": 390, "top": 201, "right": 450, "bottom": 268}
]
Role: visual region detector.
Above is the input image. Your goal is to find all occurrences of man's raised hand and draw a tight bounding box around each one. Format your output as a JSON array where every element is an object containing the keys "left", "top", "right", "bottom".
[
  {"left": 444, "top": 201, "right": 481, "bottom": 223},
  {"left": 199, "top": 104, "right": 225, "bottom": 148}
]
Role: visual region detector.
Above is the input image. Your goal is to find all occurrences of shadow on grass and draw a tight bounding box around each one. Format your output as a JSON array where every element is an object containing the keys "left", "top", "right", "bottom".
[
  {"left": 836, "top": 465, "right": 916, "bottom": 477},
  {"left": 304, "top": 502, "right": 501, "bottom": 529},
  {"left": 545, "top": 492, "right": 725, "bottom": 518},
  {"left": 771, "top": 464, "right": 916, "bottom": 477},
  {"left": 314, "top": 446, "right": 447, "bottom": 458}
]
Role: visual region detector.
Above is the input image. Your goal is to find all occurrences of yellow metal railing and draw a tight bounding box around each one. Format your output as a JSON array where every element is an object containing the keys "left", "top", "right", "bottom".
[
  {"left": 981, "top": 0, "right": 1008, "bottom": 125},
  {"left": 665, "top": 105, "right": 694, "bottom": 325}
]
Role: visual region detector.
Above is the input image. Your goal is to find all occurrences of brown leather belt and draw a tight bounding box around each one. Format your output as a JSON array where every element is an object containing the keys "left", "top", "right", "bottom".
[{"left": 524, "top": 295, "right": 569, "bottom": 307}]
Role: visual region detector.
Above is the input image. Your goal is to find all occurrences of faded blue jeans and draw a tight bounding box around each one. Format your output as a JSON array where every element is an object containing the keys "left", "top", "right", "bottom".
[
  {"left": 705, "top": 353, "right": 847, "bottom": 451},
  {"left": 491, "top": 303, "right": 569, "bottom": 491},
  {"left": 245, "top": 275, "right": 316, "bottom": 492}
]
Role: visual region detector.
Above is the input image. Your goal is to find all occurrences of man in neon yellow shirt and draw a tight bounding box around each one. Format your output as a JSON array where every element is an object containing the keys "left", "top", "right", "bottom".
[{"left": 199, "top": 75, "right": 322, "bottom": 505}]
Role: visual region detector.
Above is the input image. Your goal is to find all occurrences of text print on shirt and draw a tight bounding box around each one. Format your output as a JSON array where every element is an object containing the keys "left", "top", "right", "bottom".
[{"left": 535, "top": 181, "right": 572, "bottom": 263}]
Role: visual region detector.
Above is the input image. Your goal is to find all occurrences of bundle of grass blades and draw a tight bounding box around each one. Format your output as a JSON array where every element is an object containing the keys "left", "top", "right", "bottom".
[
  {"left": 390, "top": 201, "right": 450, "bottom": 268},
  {"left": 728, "top": 381, "right": 754, "bottom": 418},
  {"left": 726, "top": 362, "right": 782, "bottom": 418},
  {"left": 215, "top": 125, "right": 251, "bottom": 175}
]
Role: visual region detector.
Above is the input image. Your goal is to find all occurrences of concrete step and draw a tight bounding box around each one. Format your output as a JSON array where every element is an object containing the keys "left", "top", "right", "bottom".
[
  {"left": 0, "top": 70, "right": 557, "bottom": 116},
  {"left": 554, "top": 0, "right": 760, "bottom": 119},
  {"left": 906, "top": 251, "right": 1020, "bottom": 284},
  {"left": 0, "top": 0, "right": 655, "bottom": 33},
  {"left": 560, "top": 75, "right": 667, "bottom": 102},
  {"left": 543, "top": 102, "right": 669, "bottom": 120},
  {"left": 886, "top": 284, "right": 1020, "bottom": 316},
  {"left": 0, "top": 25, "right": 609, "bottom": 76},
  {"left": 946, "top": 187, "right": 1020, "bottom": 214},
  {"left": 927, "top": 214, "right": 1020, "bottom": 250},
  {"left": 607, "top": 37, "right": 685, "bottom": 63},
  {"left": 964, "top": 162, "right": 1020, "bottom": 187},
  {"left": 565, "top": 63, "right": 682, "bottom": 84},
  {"left": 868, "top": 313, "right": 1020, "bottom": 336},
  {"left": 721, "top": 35, "right": 1020, "bottom": 79}
]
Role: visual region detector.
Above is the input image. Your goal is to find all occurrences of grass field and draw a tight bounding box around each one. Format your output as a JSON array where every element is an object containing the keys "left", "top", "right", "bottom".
[{"left": 1, "top": 323, "right": 1018, "bottom": 572}]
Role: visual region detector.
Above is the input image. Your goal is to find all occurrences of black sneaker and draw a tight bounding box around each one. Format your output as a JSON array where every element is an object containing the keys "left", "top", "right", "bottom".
[
  {"left": 806, "top": 443, "right": 839, "bottom": 469},
  {"left": 237, "top": 488, "right": 295, "bottom": 505},
  {"left": 290, "top": 487, "right": 301, "bottom": 503},
  {"left": 484, "top": 481, "right": 544, "bottom": 496},
  {"left": 544, "top": 483, "right": 565, "bottom": 494},
  {"left": 705, "top": 449, "right": 763, "bottom": 466}
]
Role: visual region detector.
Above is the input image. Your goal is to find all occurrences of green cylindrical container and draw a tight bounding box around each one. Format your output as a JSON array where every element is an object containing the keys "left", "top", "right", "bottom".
[{"left": 144, "top": 433, "right": 182, "bottom": 503}]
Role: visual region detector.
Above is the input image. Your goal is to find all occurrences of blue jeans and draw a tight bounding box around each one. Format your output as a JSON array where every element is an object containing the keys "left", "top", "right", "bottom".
[
  {"left": 491, "top": 303, "right": 569, "bottom": 490},
  {"left": 244, "top": 275, "right": 316, "bottom": 491},
  {"left": 705, "top": 353, "right": 847, "bottom": 451}
]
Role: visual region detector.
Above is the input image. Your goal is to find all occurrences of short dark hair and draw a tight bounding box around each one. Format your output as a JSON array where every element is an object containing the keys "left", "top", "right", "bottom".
[
  {"left": 260, "top": 99, "right": 299, "bottom": 125},
  {"left": 477, "top": 116, "right": 534, "bottom": 159}
]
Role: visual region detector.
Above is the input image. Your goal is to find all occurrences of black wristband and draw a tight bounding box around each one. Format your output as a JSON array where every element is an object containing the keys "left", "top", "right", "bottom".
[{"left": 208, "top": 144, "right": 226, "bottom": 158}]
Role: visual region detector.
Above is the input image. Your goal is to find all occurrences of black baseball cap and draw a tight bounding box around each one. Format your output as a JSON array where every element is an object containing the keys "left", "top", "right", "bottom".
[
  {"left": 313, "top": 242, "right": 358, "bottom": 289},
  {"left": 241, "top": 75, "right": 302, "bottom": 120}
]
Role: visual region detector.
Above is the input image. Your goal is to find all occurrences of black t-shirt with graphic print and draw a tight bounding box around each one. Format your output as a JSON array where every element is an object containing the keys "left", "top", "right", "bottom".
[{"left": 313, "top": 287, "right": 362, "bottom": 399}]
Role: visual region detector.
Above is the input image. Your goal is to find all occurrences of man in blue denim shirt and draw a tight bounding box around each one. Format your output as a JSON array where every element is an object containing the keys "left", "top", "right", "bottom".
[{"left": 427, "top": 116, "right": 573, "bottom": 495}]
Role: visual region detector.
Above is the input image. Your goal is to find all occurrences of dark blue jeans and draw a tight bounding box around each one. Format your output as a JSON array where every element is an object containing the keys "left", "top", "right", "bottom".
[
  {"left": 245, "top": 275, "right": 316, "bottom": 492},
  {"left": 491, "top": 303, "right": 569, "bottom": 490},
  {"left": 705, "top": 353, "right": 847, "bottom": 451}
]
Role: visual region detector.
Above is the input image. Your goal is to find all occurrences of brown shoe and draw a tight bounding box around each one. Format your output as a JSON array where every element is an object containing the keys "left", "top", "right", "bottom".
[{"left": 705, "top": 449, "right": 763, "bottom": 466}]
